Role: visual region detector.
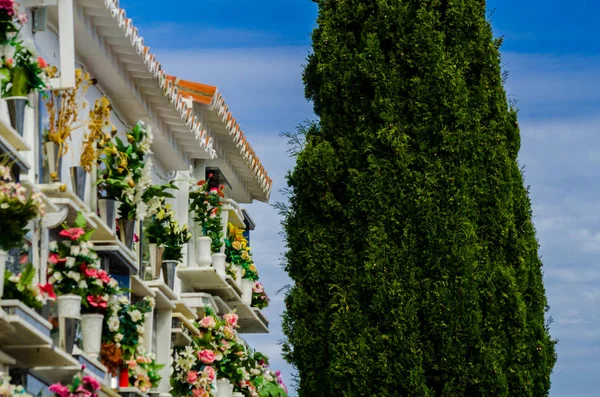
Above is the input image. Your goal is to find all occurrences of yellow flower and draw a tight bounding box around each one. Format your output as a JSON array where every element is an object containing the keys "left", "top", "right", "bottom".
[
  {"left": 241, "top": 251, "right": 250, "bottom": 260},
  {"left": 249, "top": 264, "right": 257, "bottom": 273},
  {"left": 232, "top": 241, "right": 242, "bottom": 251},
  {"left": 128, "top": 179, "right": 135, "bottom": 188},
  {"left": 157, "top": 210, "right": 165, "bottom": 220}
]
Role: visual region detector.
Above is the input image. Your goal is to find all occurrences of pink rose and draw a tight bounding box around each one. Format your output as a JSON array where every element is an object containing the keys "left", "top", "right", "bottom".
[
  {"left": 49, "top": 253, "right": 66, "bottom": 265},
  {"left": 60, "top": 227, "right": 86, "bottom": 241},
  {"left": 192, "top": 388, "right": 208, "bottom": 397},
  {"left": 186, "top": 370, "right": 198, "bottom": 384},
  {"left": 223, "top": 313, "right": 238, "bottom": 327},
  {"left": 202, "top": 365, "right": 216, "bottom": 382},
  {"left": 223, "top": 326, "right": 235, "bottom": 340},
  {"left": 82, "top": 376, "right": 100, "bottom": 391},
  {"left": 197, "top": 349, "right": 216, "bottom": 364},
  {"left": 198, "top": 315, "right": 215, "bottom": 329},
  {"left": 49, "top": 383, "right": 69, "bottom": 397}
]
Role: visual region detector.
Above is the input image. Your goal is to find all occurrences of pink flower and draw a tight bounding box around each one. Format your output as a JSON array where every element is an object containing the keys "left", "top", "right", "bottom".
[
  {"left": 223, "top": 326, "right": 235, "bottom": 340},
  {"left": 186, "top": 370, "right": 198, "bottom": 384},
  {"left": 37, "top": 57, "right": 47, "bottom": 68},
  {"left": 49, "top": 253, "right": 66, "bottom": 264},
  {"left": 75, "top": 385, "right": 92, "bottom": 397},
  {"left": 192, "top": 388, "right": 208, "bottom": 397},
  {"left": 223, "top": 312, "right": 238, "bottom": 327},
  {"left": 39, "top": 283, "right": 56, "bottom": 300},
  {"left": 198, "top": 315, "right": 215, "bottom": 329},
  {"left": 82, "top": 376, "right": 100, "bottom": 391},
  {"left": 81, "top": 264, "right": 98, "bottom": 278},
  {"left": 202, "top": 365, "right": 216, "bottom": 382},
  {"left": 4, "top": 58, "right": 12, "bottom": 67},
  {"left": 127, "top": 359, "right": 137, "bottom": 369},
  {"left": 86, "top": 295, "right": 107, "bottom": 309},
  {"left": 17, "top": 13, "right": 28, "bottom": 25},
  {"left": 0, "top": 0, "right": 14, "bottom": 16},
  {"left": 197, "top": 349, "right": 216, "bottom": 364},
  {"left": 97, "top": 269, "right": 111, "bottom": 283},
  {"left": 60, "top": 227, "right": 85, "bottom": 241},
  {"left": 134, "top": 233, "right": 139, "bottom": 243},
  {"left": 49, "top": 383, "right": 69, "bottom": 397}
]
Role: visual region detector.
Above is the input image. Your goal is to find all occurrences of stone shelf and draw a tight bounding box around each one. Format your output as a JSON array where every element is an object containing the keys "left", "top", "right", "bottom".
[
  {"left": 146, "top": 280, "right": 176, "bottom": 310},
  {"left": 94, "top": 240, "right": 138, "bottom": 274},
  {"left": 0, "top": 130, "right": 30, "bottom": 171},
  {"left": 130, "top": 275, "right": 156, "bottom": 298},
  {"left": 180, "top": 292, "right": 218, "bottom": 316},
  {"left": 0, "top": 117, "right": 29, "bottom": 151}
]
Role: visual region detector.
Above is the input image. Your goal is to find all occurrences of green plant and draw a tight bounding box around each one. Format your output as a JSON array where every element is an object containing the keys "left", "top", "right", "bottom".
[
  {"left": 189, "top": 176, "right": 224, "bottom": 252},
  {"left": 281, "top": 1, "right": 556, "bottom": 396},
  {"left": 145, "top": 199, "right": 191, "bottom": 262},
  {"left": 225, "top": 223, "right": 257, "bottom": 281},
  {"left": 126, "top": 352, "right": 164, "bottom": 393},
  {"left": 3, "top": 263, "right": 55, "bottom": 310}
]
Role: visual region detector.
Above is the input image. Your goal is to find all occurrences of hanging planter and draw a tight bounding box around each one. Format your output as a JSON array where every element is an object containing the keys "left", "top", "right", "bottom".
[
  {"left": 161, "top": 260, "right": 177, "bottom": 290},
  {"left": 212, "top": 253, "right": 227, "bottom": 279},
  {"left": 81, "top": 313, "right": 104, "bottom": 357},
  {"left": 69, "top": 166, "right": 87, "bottom": 202},
  {"left": 149, "top": 243, "right": 165, "bottom": 279},
  {"left": 241, "top": 279, "right": 253, "bottom": 306},
  {"left": 98, "top": 197, "right": 117, "bottom": 233},
  {"left": 196, "top": 237, "right": 212, "bottom": 267},
  {"left": 5, "top": 96, "right": 27, "bottom": 136},
  {"left": 118, "top": 219, "right": 136, "bottom": 249},
  {"left": 0, "top": 249, "right": 7, "bottom": 299},
  {"left": 45, "top": 141, "right": 62, "bottom": 182}
]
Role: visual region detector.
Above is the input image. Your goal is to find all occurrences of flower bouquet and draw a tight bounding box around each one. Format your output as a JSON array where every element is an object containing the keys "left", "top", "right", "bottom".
[
  {"left": 241, "top": 352, "right": 288, "bottom": 397},
  {"left": 251, "top": 282, "right": 269, "bottom": 310},
  {"left": 126, "top": 352, "right": 163, "bottom": 392},
  {"left": 3, "top": 262, "right": 55, "bottom": 310},
  {"left": 49, "top": 369, "right": 101, "bottom": 397},
  {"left": 0, "top": 376, "right": 33, "bottom": 397},
  {"left": 225, "top": 224, "right": 257, "bottom": 304},
  {"left": 0, "top": 164, "right": 45, "bottom": 298},
  {"left": 145, "top": 198, "right": 191, "bottom": 285},
  {"left": 0, "top": 0, "right": 25, "bottom": 43},
  {"left": 189, "top": 175, "right": 224, "bottom": 253}
]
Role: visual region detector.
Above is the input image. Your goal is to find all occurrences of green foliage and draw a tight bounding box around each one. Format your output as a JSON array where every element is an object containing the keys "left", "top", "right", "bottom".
[
  {"left": 281, "top": 1, "right": 556, "bottom": 396},
  {"left": 189, "top": 177, "right": 224, "bottom": 252},
  {"left": 3, "top": 263, "right": 43, "bottom": 310},
  {"left": 145, "top": 198, "right": 192, "bottom": 262}
]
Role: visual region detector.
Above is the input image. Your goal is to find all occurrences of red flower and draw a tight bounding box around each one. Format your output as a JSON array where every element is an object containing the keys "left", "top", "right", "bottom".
[
  {"left": 37, "top": 57, "right": 47, "bottom": 68},
  {"left": 197, "top": 179, "right": 206, "bottom": 186},
  {"left": 97, "top": 270, "right": 111, "bottom": 284},
  {"left": 59, "top": 227, "right": 85, "bottom": 241},
  {"left": 80, "top": 263, "right": 98, "bottom": 278},
  {"left": 39, "top": 283, "right": 56, "bottom": 300},
  {"left": 5, "top": 58, "right": 12, "bottom": 67},
  {"left": 87, "top": 295, "right": 107, "bottom": 309},
  {"left": 49, "top": 253, "right": 66, "bottom": 265},
  {"left": 208, "top": 173, "right": 213, "bottom": 178},
  {"left": 134, "top": 233, "right": 139, "bottom": 243}
]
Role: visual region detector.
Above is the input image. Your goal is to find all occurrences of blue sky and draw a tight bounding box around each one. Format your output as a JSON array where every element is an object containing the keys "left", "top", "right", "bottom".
[{"left": 120, "top": 1, "right": 599, "bottom": 396}]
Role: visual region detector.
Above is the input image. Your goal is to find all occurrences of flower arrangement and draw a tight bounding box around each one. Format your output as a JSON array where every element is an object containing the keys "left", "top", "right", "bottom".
[
  {"left": 251, "top": 282, "right": 269, "bottom": 310},
  {"left": 225, "top": 223, "right": 258, "bottom": 281},
  {"left": 3, "top": 262, "right": 55, "bottom": 309},
  {"left": 0, "top": 376, "right": 33, "bottom": 397},
  {"left": 126, "top": 352, "right": 164, "bottom": 392},
  {"left": 145, "top": 198, "right": 192, "bottom": 262},
  {"left": 43, "top": 68, "right": 92, "bottom": 181},
  {"left": 80, "top": 95, "right": 115, "bottom": 172},
  {"left": 240, "top": 352, "right": 288, "bottom": 397},
  {"left": 0, "top": 38, "right": 48, "bottom": 98},
  {"left": 189, "top": 175, "right": 224, "bottom": 252},
  {"left": 0, "top": 0, "right": 23, "bottom": 43},
  {"left": 97, "top": 122, "right": 172, "bottom": 221},
  {"left": 49, "top": 369, "right": 101, "bottom": 397},
  {"left": 101, "top": 294, "right": 155, "bottom": 378},
  {"left": 0, "top": 164, "right": 45, "bottom": 251}
]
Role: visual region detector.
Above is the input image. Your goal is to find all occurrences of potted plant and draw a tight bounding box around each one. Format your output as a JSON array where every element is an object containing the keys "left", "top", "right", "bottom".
[
  {"left": 225, "top": 224, "right": 257, "bottom": 305},
  {"left": 189, "top": 175, "right": 224, "bottom": 267},
  {"left": 0, "top": 164, "right": 45, "bottom": 299},
  {"left": 43, "top": 68, "right": 92, "bottom": 182},
  {"left": 0, "top": 0, "right": 22, "bottom": 43},
  {"left": 125, "top": 352, "right": 163, "bottom": 393},
  {"left": 49, "top": 369, "right": 101, "bottom": 397},
  {"left": 3, "top": 263, "right": 56, "bottom": 311},
  {"left": 145, "top": 199, "right": 191, "bottom": 287},
  {"left": 100, "top": 295, "right": 155, "bottom": 387},
  {"left": 251, "top": 282, "right": 269, "bottom": 310}
]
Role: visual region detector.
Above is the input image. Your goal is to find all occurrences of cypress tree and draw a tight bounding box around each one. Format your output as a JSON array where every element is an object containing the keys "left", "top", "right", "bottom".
[{"left": 281, "top": 1, "right": 556, "bottom": 396}]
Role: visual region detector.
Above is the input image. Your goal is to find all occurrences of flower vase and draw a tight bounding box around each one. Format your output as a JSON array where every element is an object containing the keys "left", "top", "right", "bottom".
[
  {"left": 149, "top": 243, "right": 165, "bottom": 279},
  {"left": 45, "top": 141, "right": 62, "bottom": 182},
  {"left": 81, "top": 313, "right": 104, "bottom": 357},
  {"left": 118, "top": 219, "right": 136, "bottom": 249},
  {"left": 196, "top": 237, "right": 212, "bottom": 267},
  {"left": 212, "top": 253, "right": 227, "bottom": 279},
  {"left": 5, "top": 96, "right": 28, "bottom": 136},
  {"left": 56, "top": 294, "right": 82, "bottom": 318},
  {"left": 235, "top": 265, "right": 243, "bottom": 288},
  {"left": 98, "top": 197, "right": 117, "bottom": 233},
  {"left": 69, "top": 166, "right": 87, "bottom": 202},
  {"left": 119, "top": 365, "right": 130, "bottom": 388},
  {"left": 232, "top": 393, "right": 244, "bottom": 397},
  {"left": 241, "top": 279, "right": 253, "bottom": 306},
  {"left": 0, "top": 249, "right": 7, "bottom": 299},
  {"left": 161, "top": 260, "right": 177, "bottom": 290},
  {"left": 216, "top": 379, "right": 231, "bottom": 397},
  {"left": 228, "top": 384, "right": 234, "bottom": 396}
]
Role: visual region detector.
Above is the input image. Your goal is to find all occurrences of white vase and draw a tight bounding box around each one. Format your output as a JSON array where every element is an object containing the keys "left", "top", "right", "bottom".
[
  {"left": 196, "top": 237, "right": 212, "bottom": 267},
  {"left": 57, "top": 294, "right": 82, "bottom": 318},
  {"left": 232, "top": 393, "right": 244, "bottom": 397},
  {"left": 81, "top": 313, "right": 104, "bottom": 357},
  {"left": 0, "top": 249, "right": 7, "bottom": 299},
  {"left": 235, "top": 266, "right": 243, "bottom": 288},
  {"left": 216, "top": 379, "right": 231, "bottom": 397},
  {"left": 149, "top": 243, "right": 165, "bottom": 278},
  {"left": 212, "top": 253, "right": 226, "bottom": 278},
  {"left": 241, "top": 279, "right": 253, "bottom": 306},
  {"left": 228, "top": 384, "right": 234, "bottom": 396}
]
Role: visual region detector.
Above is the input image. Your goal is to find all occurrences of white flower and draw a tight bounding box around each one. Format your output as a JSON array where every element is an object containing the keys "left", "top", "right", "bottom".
[
  {"left": 8, "top": 274, "right": 19, "bottom": 283},
  {"left": 48, "top": 241, "right": 58, "bottom": 251},
  {"left": 108, "top": 316, "right": 120, "bottom": 332},
  {"left": 108, "top": 278, "right": 118, "bottom": 288},
  {"left": 118, "top": 296, "right": 130, "bottom": 305},
  {"left": 129, "top": 309, "right": 143, "bottom": 322},
  {"left": 80, "top": 247, "right": 90, "bottom": 256},
  {"left": 78, "top": 280, "right": 88, "bottom": 289},
  {"left": 137, "top": 325, "right": 145, "bottom": 335},
  {"left": 137, "top": 335, "right": 144, "bottom": 345},
  {"left": 70, "top": 245, "right": 81, "bottom": 256},
  {"left": 93, "top": 279, "right": 104, "bottom": 287},
  {"left": 250, "top": 369, "right": 261, "bottom": 376},
  {"left": 62, "top": 240, "right": 71, "bottom": 247},
  {"left": 145, "top": 296, "right": 156, "bottom": 309},
  {"left": 65, "top": 257, "right": 76, "bottom": 268},
  {"left": 66, "top": 271, "right": 80, "bottom": 281},
  {"left": 114, "top": 333, "right": 124, "bottom": 342}
]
